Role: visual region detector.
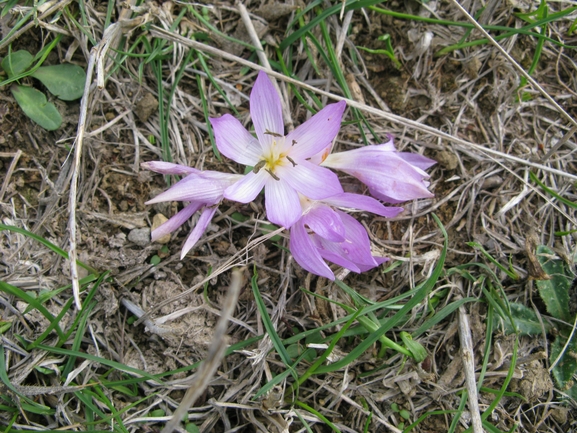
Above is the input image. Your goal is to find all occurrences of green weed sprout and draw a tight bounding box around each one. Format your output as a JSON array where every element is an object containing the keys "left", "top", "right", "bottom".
[
  {"left": 357, "top": 34, "right": 402, "bottom": 69},
  {"left": 0, "top": 49, "right": 86, "bottom": 130},
  {"left": 536, "top": 245, "right": 577, "bottom": 400}
]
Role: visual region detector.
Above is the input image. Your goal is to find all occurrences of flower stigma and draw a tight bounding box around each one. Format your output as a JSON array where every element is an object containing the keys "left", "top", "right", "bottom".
[{"left": 252, "top": 137, "right": 295, "bottom": 180}]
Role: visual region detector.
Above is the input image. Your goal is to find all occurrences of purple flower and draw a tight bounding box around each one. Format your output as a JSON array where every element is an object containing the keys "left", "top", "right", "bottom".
[
  {"left": 209, "top": 71, "right": 346, "bottom": 228},
  {"left": 321, "top": 137, "right": 436, "bottom": 204},
  {"left": 142, "top": 162, "right": 242, "bottom": 259},
  {"left": 289, "top": 193, "right": 403, "bottom": 280}
]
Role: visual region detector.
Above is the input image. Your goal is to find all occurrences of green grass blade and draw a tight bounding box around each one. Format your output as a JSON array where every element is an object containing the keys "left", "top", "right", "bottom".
[
  {"left": 0, "top": 345, "right": 54, "bottom": 412},
  {"left": 196, "top": 70, "right": 221, "bottom": 160},
  {"left": 316, "top": 214, "right": 447, "bottom": 374},
  {"left": 35, "top": 343, "right": 166, "bottom": 385},
  {"left": 62, "top": 300, "right": 97, "bottom": 378},
  {"left": 26, "top": 297, "right": 74, "bottom": 350},
  {"left": 530, "top": 171, "right": 577, "bottom": 209},
  {"left": 414, "top": 297, "right": 478, "bottom": 337},
  {"left": 0, "top": 281, "right": 66, "bottom": 340},
  {"left": 280, "top": 0, "right": 387, "bottom": 50},
  {"left": 294, "top": 399, "right": 341, "bottom": 433},
  {"left": 251, "top": 268, "right": 293, "bottom": 367},
  {"left": 0, "top": 224, "right": 98, "bottom": 275}
]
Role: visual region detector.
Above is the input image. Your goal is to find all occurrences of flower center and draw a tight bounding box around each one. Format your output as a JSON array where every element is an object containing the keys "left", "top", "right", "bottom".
[{"left": 251, "top": 139, "right": 298, "bottom": 180}]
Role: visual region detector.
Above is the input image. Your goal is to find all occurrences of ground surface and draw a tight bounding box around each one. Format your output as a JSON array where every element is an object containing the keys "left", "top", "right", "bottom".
[{"left": 1, "top": 1, "right": 577, "bottom": 432}]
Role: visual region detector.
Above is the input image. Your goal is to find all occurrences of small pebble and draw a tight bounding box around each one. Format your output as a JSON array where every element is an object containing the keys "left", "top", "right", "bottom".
[
  {"left": 152, "top": 214, "right": 171, "bottom": 244},
  {"left": 128, "top": 228, "right": 151, "bottom": 247},
  {"left": 481, "top": 175, "right": 503, "bottom": 190}
]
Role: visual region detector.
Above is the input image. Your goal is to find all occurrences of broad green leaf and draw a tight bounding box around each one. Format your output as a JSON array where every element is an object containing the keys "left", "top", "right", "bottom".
[
  {"left": 551, "top": 335, "right": 577, "bottom": 397},
  {"left": 11, "top": 85, "right": 62, "bottom": 130},
  {"left": 535, "top": 245, "right": 573, "bottom": 323},
  {"left": 493, "top": 302, "right": 550, "bottom": 336},
  {"left": 31, "top": 64, "right": 86, "bottom": 100},
  {"left": 1, "top": 50, "right": 33, "bottom": 77}
]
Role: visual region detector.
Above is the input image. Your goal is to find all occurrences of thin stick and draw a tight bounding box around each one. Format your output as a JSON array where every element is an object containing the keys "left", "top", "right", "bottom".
[
  {"left": 236, "top": 3, "right": 292, "bottom": 130},
  {"left": 0, "top": 0, "right": 74, "bottom": 52},
  {"left": 0, "top": 150, "right": 22, "bottom": 203},
  {"left": 148, "top": 26, "right": 577, "bottom": 182},
  {"left": 68, "top": 3, "right": 147, "bottom": 310},
  {"left": 161, "top": 269, "right": 242, "bottom": 433},
  {"left": 458, "top": 302, "right": 484, "bottom": 433}
]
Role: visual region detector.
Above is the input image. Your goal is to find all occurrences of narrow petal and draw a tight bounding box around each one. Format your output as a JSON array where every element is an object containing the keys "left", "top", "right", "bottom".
[
  {"left": 323, "top": 193, "right": 403, "bottom": 218},
  {"left": 224, "top": 170, "right": 268, "bottom": 203},
  {"left": 265, "top": 178, "right": 302, "bottom": 228},
  {"left": 318, "top": 248, "right": 361, "bottom": 273},
  {"left": 318, "top": 211, "right": 377, "bottom": 269},
  {"left": 337, "top": 211, "right": 379, "bottom": 267},
  {"left": 210, "top": 114, "right": 262, "bottom": 165},
  {"left": 181, "top": 206, "right": 218, "bottom": 259},
  {"left": 323, "top": 150, "right": 434, "bottom": 202},
  {"left": 302, "top": 205, "right": 345, "bottom": 242},
  {"left": 397, "top": 152, "right": 437, "bottom": 170},
  {"left": 277, "top": 160, "right": 343, "bottom": 200},
  {"left": 286, "top": 101, "right": 346, "bottom": 160},
  {"left": 356, "top": 256, "right": 387, "bottom": 272},
  {"left": 201, "top": 171, "right": 243, "bottom": 185},
  {"left": 379, "top": 136, "right": 396, "bottom": 151},
  {"left": 151, "top": 202, "right": 202, "bottom": 242},
  {"left": 251, "top": 71, "right": 284, "bottom": 147},
  {"left": 141, "top": 161, "right": 199, "bottom": 175},
  {"left": 290, "top": 222, "right": 334, "bottom": 280},
  {"left": 145, "top": 175, "right": 223, "bottom": 204}
]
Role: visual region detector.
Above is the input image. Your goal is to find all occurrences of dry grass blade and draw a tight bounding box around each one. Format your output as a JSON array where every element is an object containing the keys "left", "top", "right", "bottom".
[
  {"left": 149, "top": 26, "right": 577, "bottom": 181},
  {"left": 68, "top": 1, "right": 149, "bottom": 309},
  {"left": 458, "top": 300, "right": 483, "bottom": 433},
  {"left": 161, "top": 269, "right": 242, "bottom": 433},
  {"left": 449, "top": 0, "right": 577, "bottom": 128}
]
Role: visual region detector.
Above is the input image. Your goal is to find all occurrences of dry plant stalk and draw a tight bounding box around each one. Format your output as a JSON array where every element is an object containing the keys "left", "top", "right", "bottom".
[
  {"left": 458, "top": 302, "right": 484, "bottom": 433},
  {"left": 161, "top": 269, "right": 243, "bottom": 433},
  {"left": 148, "top": 25, "right": 577, "bottom": 182}
]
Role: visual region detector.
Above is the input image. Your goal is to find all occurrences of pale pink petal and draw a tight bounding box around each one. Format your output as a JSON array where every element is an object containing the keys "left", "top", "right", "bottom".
[
  {"left": 379, "top": 136, "right": 396, "bottom": 151},
  {"left": 141, "top": 161, "right": 199, "bottom": 175},
  {"left": 151, "top": 202, "right": 202, "bottom": 242},
  {"left": 210, "top": 114, "right": 262, "bottom": 165},
  {"left": 200, "top": 171, "right": 243, "bottom": 185},
  {"left": 323, "top": 150, "right": 433, "bottom": 202},
  {"left": 323, "top": 193, "right": 403, "bottom": 218},
  {"left": 337, "top": 211, "right": 379, "bottom": 267},
  {"left": 307, "top": 143, "right": 334, "bottom": 165},
  {"left": 181, "top": 206, "right": 218, "bottom": 259},
  {"left": 145, "top": 175, "right": 223, "bottom": 205},
  {"left": 290, "top": 222, "right": 334, "bottom": 280},
  {"left": 251, "top": 71, "right": 284, "bottom": 148},
  {"left": 364, "top": 255, "right": 389, "bottom": 271},
  {"left": 369, "top": 185, "right": 435, "bottom": 204},
  {"left": 397, "top": 152, "right": 436, "bottom": 170},
  {"left": 318, "top": 211, "right": 378, "bottom": 269},
  {"left": 317, "top": 248, "right": 361, "bottom": 273},
  {"left": 264, "top": 178, "right": 302, "bottom": 228},
  {"left": 276, "top": 160, "right": 343, "bottom": 200},
  {"left": 286, "top": 101, "right": 346, "bottom": 160},
  {"left": 302, "top": 205, "right": 345, "bottom": 242},
  {"left": 224, "top": 170, "right": 268, "bottom": 203}
]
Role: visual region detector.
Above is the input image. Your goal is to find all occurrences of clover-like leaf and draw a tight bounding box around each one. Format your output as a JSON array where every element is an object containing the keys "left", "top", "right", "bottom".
[
  {"left": 11, "top": 85, "right": 62, "bottom": 131},
  {"left": 536, "top": 245, "right": 573, "bottom": 323},
  {"left": 550, "top": 335, "right": 577, "bottom": 400},
  {"left": 494, "top": 302, "right": 551, "bottom": 336},
  {"left": 31, "top": 64, "right": 86, "bottom": 101},
  {"left": 1, "top": 50, "right": 33, "bottom": 77}
]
